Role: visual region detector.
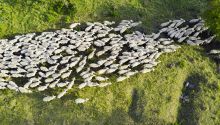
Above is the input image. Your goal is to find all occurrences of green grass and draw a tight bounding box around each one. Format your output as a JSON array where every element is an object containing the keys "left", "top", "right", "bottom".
[
  {"left": 0, "top": 45, "right": 220, "bottom": 125},
  {"left": 0, "top": 0, "right": 208, "bottom": 38},
  {"left": 1, "top": 0, "right": 220, "bottom": 125}
]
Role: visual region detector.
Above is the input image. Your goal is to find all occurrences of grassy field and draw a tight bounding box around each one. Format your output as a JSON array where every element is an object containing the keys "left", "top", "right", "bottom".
[
  {"left": 0, "top": 0, "right": 208, "bottom": 38},
  {"left": 1, "top": 0, "right": 220, "bottom": 125},
  {"left": 1, "top": 45, "right": 220, "bottom": 125}
]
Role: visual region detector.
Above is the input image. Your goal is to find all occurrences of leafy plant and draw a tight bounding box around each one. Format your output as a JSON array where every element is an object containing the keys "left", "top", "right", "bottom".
[{"left": 204, "top": 0, "right": 220, "bottom": 39}]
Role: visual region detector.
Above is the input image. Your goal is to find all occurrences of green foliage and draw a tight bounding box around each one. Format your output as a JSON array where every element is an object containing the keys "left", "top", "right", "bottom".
[{"left": 204, "top": 0, "right": 220, "bottom": 39}]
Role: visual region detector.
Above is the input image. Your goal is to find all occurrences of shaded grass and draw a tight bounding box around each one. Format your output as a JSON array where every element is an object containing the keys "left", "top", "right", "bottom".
[
  {"left": 177, "top": 71, "right": 220, "bottom": 125},
  {"left": 1, "top": 45, "right": 220, "bottom": 124}
]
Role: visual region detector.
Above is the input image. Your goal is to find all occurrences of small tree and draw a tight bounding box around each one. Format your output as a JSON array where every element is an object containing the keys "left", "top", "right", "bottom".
[{"left": 204, "top": 0, "right": 220, "bottom": 39}]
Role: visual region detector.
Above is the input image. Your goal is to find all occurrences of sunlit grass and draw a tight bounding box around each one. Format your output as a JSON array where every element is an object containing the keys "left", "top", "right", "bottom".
[{"left": 0, "top": 0, "right": 208, "bottom": 38}]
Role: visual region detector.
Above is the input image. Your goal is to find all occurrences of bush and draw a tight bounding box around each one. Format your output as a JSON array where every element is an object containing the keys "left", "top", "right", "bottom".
[{"left": 204, "top": 0, "right": 220, "bottom": 39}]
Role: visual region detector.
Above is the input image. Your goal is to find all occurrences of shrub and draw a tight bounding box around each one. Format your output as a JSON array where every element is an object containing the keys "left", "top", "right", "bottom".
[{"left": 204, "top": 0, "right": 220, "bottom": 39}]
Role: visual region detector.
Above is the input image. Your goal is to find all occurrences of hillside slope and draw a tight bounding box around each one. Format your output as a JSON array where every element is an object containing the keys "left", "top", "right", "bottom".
[
  {"left": 1, "top": 0, "right": 220, "bottom": 125},
  {"left": 0, "top": 45, "right": 220, "bottom": 124}
]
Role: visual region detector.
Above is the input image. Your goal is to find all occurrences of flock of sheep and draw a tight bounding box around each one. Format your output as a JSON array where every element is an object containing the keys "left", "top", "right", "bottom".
[{"left": 0, "top": 18, "right": 215, "bottom": 103}]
